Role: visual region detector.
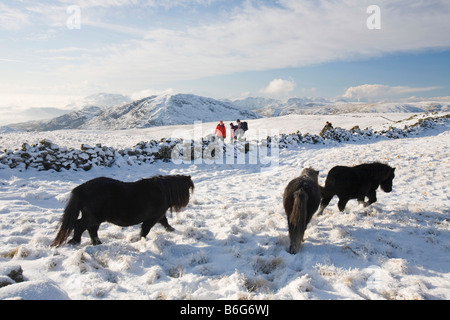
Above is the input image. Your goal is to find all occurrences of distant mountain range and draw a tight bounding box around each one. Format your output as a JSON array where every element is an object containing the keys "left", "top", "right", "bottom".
[
  {"left": 3, "top": 93, "right": 449, "bottom": 132},
  {"left": 7, "top": 94, "right": 260, "bottom": 131},
  {"left": 230, "top": 96, "right": 450, "bottom": 117}
]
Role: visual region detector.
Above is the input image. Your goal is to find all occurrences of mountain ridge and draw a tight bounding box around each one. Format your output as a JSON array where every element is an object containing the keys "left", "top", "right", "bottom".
[
  {"left": 6, "top": 93, "right": 260, "bottom": 131},
  {"left": 3, "top": 93, "right": 449, "bottom": 132},
  {"left": 229, "top": 96, "right": 450, "bottom": 117}
]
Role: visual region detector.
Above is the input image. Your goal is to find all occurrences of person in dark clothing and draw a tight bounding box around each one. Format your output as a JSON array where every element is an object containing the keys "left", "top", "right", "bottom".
[
  {"left": 229, "top": 122, "right": 238, "bottom": 142},
  {"left": 236, "top": 119, "right": 248, "bottom": 141}
]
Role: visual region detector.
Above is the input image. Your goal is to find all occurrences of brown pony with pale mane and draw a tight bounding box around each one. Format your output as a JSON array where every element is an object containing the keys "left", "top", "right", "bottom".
[{"left": 283, "top": 168, "right": 322, "bottom": 254}]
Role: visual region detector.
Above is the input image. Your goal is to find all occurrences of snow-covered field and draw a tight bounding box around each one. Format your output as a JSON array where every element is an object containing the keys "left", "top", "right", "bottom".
[
  {"left": 0, "top": 112, "right": 449, "bottom": 300},
  {"left": 0, "top": 113, "right": 426, "bottom": 150}
]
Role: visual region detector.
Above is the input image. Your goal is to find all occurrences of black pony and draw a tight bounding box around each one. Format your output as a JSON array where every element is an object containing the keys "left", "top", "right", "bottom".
[
  {"left": 52, "top": 175, "right": 194, "bottom": 247},
  {"left": 318, "top": 162, "right": 395, "bottom": 215},
  {"left": 283, "top": 168, "right": 322, "bottom": 254}
]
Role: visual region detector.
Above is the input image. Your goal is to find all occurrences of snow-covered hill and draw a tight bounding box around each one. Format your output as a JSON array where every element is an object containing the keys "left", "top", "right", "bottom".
[
  {"left": 231, "top": 97, "right": 450, "bottom": 117},
  {"left": 5, "top": 93, "right": 450, "bottom": 132},
  {"left": 0, "top": 112, "right": 431, "bottom": 151},
  {"left": 10, "top": 106, "right": 103, "bottom": 131},
  {"left": 7, "top": 94, "right": 260, "bottom": 131}
]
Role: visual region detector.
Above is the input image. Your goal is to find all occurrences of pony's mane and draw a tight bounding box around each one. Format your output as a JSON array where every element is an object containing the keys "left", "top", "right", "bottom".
[
  {"left": 362, "top": 162, "right": 394, "bottom": 180},
  {"left": 146, "top": 175, "right": 194, "bottom": 212}
]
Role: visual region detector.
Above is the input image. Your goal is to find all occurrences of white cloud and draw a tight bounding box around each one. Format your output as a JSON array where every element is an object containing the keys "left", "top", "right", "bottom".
[
  {"left": 55, "top": 0, "right": 217, "bottom": 9},
  {"left": 260, "top": 79, "right": 296, "bottom": 97},
  {"left": 343, "top": 84, "right": 441, "bottom": 101},
  {"left": 142, "top": 0, "right": 217, "bottom": 9},
  {"left": 69, "top": 0, "right": 140, "bottom": 8},
  {"left": 130, "top": 88, "right": 177, "bottom": 100},
  {"left": 2, "top": 0, "right": 450, "bottom": 101},
  {"left": 59, "top": 0, "right": 450, "bottom": 88},
  {"left": 0, "top": 3, "right": 30, "bottom": 30}
]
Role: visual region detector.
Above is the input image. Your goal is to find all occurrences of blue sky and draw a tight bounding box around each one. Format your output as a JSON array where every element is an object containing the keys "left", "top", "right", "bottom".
[{"left": 1, "top": 0, "right": 450, "bottom": 115}]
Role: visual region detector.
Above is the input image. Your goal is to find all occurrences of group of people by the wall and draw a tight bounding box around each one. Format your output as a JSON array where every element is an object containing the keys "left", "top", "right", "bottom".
[
  {"left": 215, "top": 119, "right": 248, "bottom": 142},
  {"left": 215, "top": 120, "right": 335, "bottom": 143}
]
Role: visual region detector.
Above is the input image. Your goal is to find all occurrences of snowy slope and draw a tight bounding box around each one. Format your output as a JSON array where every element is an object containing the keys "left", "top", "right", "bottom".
[
  {"left": 0, "top": 93, "right": 132, "bottom": 128},
  {"left": 84, "top": 94, "right": 260, "bottom": 130},
  {"left": 0, "top": 113, "right": 449, "bottom": 300},
  {"left": 232, "top": 97, "right": 450, "bottom": 117},
  {"left": 6, "top": 94, "right": 260, "bottom": 132},
  {"left": 0, "top": 112, "right": 432, "bottom": 151},
  {"left": 9, "top": 106, "right": 104, "bottom": 132},
  {"left": 6, "top": 93, "right": 449, "bottom": 132}
]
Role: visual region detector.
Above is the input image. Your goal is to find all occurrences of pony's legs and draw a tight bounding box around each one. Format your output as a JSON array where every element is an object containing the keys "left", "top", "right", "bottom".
[
  {"left": 140, "top": 214, "right": 163, "bottom": 238},
  {"left": 367, "top": 190, "right": 377, "bottom": 206},
  {"left": 358, "top": 197, "right": 368, "bottom": 206},
  {"left": 318, "top": 195, "right": 333, "bottom": 215},
  {"left": 67, "top": 218, "right": 102, "bottom": 245},
  {"left": 357, "top": 190, "right": 378, "bottom": 207},
  {"left": 87, "top": 225, "right": 102, "bottom": 245},
  {"left": 68, "top": 219, "right": 88, "bottom": 245},
  {"left": 337, "top": 197, "right": 349, "bottom": 211},
  {"left": 158, "top": 215, "right": 175, "bottom": 232}
]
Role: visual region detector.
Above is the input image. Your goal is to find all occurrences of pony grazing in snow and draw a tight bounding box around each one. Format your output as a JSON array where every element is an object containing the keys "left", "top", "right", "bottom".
[
  {"left": 283, "top": 168, "right": 322, "bottom": 254},
  {"left": 318, "top": 162, "right": 395, "bottom": 215},
  {"left": 52, "top": 175, "right": 194, "bottom": 247}
]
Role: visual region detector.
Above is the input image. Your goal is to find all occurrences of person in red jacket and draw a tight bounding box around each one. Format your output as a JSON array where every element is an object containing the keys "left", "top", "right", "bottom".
[{"left": 215, "top": 121, "right": 226, "bottom": 141}]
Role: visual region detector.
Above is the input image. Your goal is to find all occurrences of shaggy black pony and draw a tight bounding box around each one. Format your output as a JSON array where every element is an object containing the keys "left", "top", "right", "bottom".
[
  {"left": 283, "top": 168, "right": 322, "bottom": 254},
  {"left": 52, "top": 175, "right": 194, "bottom": 247},
  {"left": 318, "top": 162, "right": 395, "bottom": 215}
]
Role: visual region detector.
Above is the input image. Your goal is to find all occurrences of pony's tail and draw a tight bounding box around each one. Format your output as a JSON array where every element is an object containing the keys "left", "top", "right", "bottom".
[
  {"left": 51, "top": 191, "right": 81, "bottom": 247},
  {"left": 319, "top": 185, "right": 326, "bottom": 197},
  {"left": 319, "top": 183, "right": 334, "bottom": 199},
  {"left": 290, "top": 188, "right": 308, "bottom": 235}
]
